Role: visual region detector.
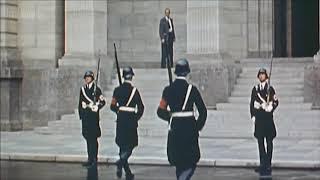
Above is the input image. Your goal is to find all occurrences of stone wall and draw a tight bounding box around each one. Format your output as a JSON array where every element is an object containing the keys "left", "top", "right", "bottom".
[
  {"left": 304, "top": 63, "right": 320, "bottom": 109},
  {"left": 18, "top": 0, "right": 64, "bottom": 68},
  {"left": 107, "top": 0, "right": 187, "bottom": 64},
  {"left": 189, "top": 59, "right": 241, "bottom": 108}
]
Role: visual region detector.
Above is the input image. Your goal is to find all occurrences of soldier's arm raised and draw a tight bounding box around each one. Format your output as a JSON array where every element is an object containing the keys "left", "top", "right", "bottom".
[{"left": 194, "top": 87, "right": 207, "bottom": 131}]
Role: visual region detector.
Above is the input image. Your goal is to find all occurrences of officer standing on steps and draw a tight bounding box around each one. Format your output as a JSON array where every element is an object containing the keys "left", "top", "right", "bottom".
[
  {"left": 157, "top": 58, "right": 207, "bottom": 180},
  {"left": 78, "top": 70, "right": 106, "bottom": 168},
  {"left": 250, "top": 68, "right": 279, "bottom": 177},
  {"left": 110, "top": 67, "right": 144, "bottom": 180}
]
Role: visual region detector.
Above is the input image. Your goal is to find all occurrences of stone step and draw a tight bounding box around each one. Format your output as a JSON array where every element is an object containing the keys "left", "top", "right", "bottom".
[
  {"left": 236, "top": 78, "right": 303, "bottom": 85},
  {"left": 239, "top": 72, "right": 304, "bottom": 79},
  {"left": 233, "top": 85, "right": 303, "bottom": 92},
  {"left": 242, "top": 65, "right": 304, "bottom": 72},
  {"left": 231, "top": 89, "right": 303, "bottom": 97},
  {"left": 216, "top": 103, "right": 312, "bottom": 110},
  {"left": 228, "top": 97, "right": 304, "bottom": 103}
]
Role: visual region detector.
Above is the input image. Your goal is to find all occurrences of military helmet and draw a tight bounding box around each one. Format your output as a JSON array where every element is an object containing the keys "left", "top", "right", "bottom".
[
  {"left": 174, "top": 58, "right": 190, "bottom": 76},
  {"left": 122, "top": 66, "right": 135, "bottom": 79},
  {"left": 257, "top": 68, "right": 268, "bottom": 78},
  {"left": 83, "top": 70, "right": 94, "bottom": 79}
]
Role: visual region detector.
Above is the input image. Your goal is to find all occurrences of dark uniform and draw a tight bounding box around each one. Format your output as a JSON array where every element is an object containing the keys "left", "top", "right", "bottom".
[
  {"left": 78, "top": 71, "right": 106, "bottom": 168},
  {"left": 110, "top": 67, "right": 144, "bottom": 180},
  {"left": 250, "top": 68, "right": 279, "bottom": 177},
  {"left": 157, "top": 59, "right": 207, "bottom": 180},
  {"left": 159, "top": 13, "right": 175, "bottom": 68}
]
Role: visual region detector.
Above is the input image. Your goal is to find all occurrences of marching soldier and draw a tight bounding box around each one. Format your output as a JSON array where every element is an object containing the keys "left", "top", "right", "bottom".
[
  {"left": 110, "top": 67, "right": 144, "bottom": 180},
  {"left": 157, "top": 58, "right": 207, "bottom": 180},
  {"left": 78, "top": 70, "right": 106, "bottom": 168},
  {"left": 250, "top": 68, "right": 279, "bottom": 177}
]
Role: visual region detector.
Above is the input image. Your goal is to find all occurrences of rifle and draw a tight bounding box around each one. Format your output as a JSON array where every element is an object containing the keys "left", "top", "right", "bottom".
[
  {"left": 267, "top": 1, "right": 274, "bottom": 104},
  {"left": 93, "top": 50, "right": 101, "bottom": 105},
  {"left": 114, "top": 43, "right": 122, "bottom": 85},
  {"left": 165, "top": 34, "right": 173, "bottom": 85}
]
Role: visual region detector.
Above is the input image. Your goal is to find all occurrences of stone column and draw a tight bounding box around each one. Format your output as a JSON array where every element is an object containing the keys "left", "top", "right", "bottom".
[
  {"left": 57, "top": 0, "right": 112, "bottom": 116},
  {"left": 187, "top": 0, "right": 219, "bottom": 54},
  {"left": 187, "top": 0, "right": 248, "bottom": 59},
  {"left": 0, "top": 0, "right": 23, "bottom": 131},
  {"left": 59, "top": 0, "right": 108, "bottom": 66}
]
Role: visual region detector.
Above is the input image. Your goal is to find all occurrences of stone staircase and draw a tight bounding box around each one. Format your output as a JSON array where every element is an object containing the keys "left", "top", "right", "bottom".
[
  {"left": 214, "top": 59, "right": 319, "bottom": 139},
  {"left": 34, "top": 59, "right": 320, "bottom": 140}
]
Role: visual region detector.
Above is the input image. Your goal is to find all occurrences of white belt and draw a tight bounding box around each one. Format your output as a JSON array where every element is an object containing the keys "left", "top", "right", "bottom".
[
  {"left": 171, "top": 111, "right": 194, "bottom": 117},
  {"left": 119, "top": 106, "right": 136, "bottom": 112}
]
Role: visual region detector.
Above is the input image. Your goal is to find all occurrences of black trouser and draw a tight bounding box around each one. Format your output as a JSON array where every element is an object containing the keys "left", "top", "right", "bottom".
[
  {"left": 117, "top": 147, "right": 133, "bottom": 174},
  {"left": 257, "top": 137, "right": 273, "bottom": 170},
  {"left": 176, "top": 165, "right": 196, "bottom": 180},
  {"left": 85, "top": 137, "right": 98, "bottom": 162},
  {"left": 161, "top": 33, "right": 174, "bottom": 68}
]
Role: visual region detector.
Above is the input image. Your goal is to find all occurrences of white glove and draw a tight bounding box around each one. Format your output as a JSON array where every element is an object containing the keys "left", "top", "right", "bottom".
[
  {"left": 81, "top": 101, "right": 87, "bottom": 109},
  {"left": 99, "top": 95, "right": 105, "bottom": 101},
  {"left": 161, "top": 39, "right": 165, "bottom": 43},
  {"left": 265, "top": 104, "right": 273, "bottom": 112},
  {"left": 251, "top": 116, "right": 256, "bottom": 123},
  {"left": 87, "top": 102, "right": 94, "bottom": 110},
  {"left": 91, "top": 105, "right": 98, "bottom": 112},
  {"left": 261, "top": 102, "right": 268, "bottom": 110},
  {"left": 254, "top": 101, "right": 261, "bottom": 109},
  {"left": 251, "top": 116, "right": 256, "bottom": 133}
]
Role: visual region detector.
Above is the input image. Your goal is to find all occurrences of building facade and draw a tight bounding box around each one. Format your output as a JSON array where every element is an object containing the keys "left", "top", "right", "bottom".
[{"left": 1, "top": 0, "right": 319, "bottom": 131}]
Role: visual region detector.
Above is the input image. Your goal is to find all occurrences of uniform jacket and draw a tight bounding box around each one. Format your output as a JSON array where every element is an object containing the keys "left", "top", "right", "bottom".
[
  {"left": 110, "top": 82, "right": 144, "bottom": 149},
  {"left": 159, "top": 16, "right": 176, "bottom": 42},
  {"left": 157, "top": 78, "right": 207, "bottom": 167},
  {"left": 78, "top": 83, "right": 106, "bottom": 138},
  {"left": 250, "top": 82, "right": 279, "bottom": 138}
]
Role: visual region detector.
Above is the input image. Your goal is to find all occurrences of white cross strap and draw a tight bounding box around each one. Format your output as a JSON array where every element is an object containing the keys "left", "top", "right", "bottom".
[
  {"left": 81, "top": 86, "right": 94, "bottom": 104},
  {"left": 182, "top": 84, "right": 192, "bottom": 111},
  {"left": 126, "top": 87, "right": 137, "bottom": 107}
]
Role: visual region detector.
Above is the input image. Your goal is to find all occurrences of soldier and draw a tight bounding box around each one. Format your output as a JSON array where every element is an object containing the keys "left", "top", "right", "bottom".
[
  {"left": 250, "top": 68, "right": 279, "bottom": 177},
  {"left": 110, "top": 67, "right": 144, "bottom": 180},
  {"left": 157, "top": 58, "right": 207, "bottom": 180},
  {"left": 78, "top": 70, "right": 106, "bottom": 168}
]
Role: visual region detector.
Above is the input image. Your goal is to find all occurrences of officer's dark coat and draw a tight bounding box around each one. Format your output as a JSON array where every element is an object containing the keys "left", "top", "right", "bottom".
[
  {"left": 110, "top": 82, "right": 144, "bottom": 149},
  {"left": 250, "top": 83, "right": 279, "bottom": 139},
  {"left": 78, "top": 83, "right": 105, "bottom": 139},
  {"left": 157, "top": 79, "right": 207, "bottom": 168}
]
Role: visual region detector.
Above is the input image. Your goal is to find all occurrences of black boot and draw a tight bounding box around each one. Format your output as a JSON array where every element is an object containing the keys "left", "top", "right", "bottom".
[
  {"left": 125, "top": 173, "right": 134, "bottom": 180},
  {"left": 82, "top": 161, "right": 92, "bottom": 167},
  {"left": 87, "top": 159, "right": 97, "bottom": 169},
  {"left": 116, "top": 160, "right": 123, "bottom": 178}
]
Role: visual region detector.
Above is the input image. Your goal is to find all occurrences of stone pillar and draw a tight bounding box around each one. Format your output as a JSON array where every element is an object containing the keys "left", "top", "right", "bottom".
[
  {"left": 57, "top": 0, "right": 112, "bottom": 116},
  {"left": 18, "top": 1, "right": 64, "bottom": 68},
  {"left": 187, "top": 0, "right": 248, "bottom": 58},
  {"left": 247, "top": 0, "right": 273, "bottom": 58},
  {"left": 187, "top": 0, "right": 219, "bottom": 54},
  {"left": 0, "top": 0, "right": 24, "bottom": 131},
  {"left": 59, "top": 0, "right": 108, "bottom": 66}
]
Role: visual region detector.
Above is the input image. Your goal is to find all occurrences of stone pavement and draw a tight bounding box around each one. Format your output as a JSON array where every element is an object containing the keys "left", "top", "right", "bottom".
[
  {"left": 1, "top": 119, "right": 319, "bottom": 168},
  {"left": 2, "top": 161, "right": 320, "bottom": 180}
]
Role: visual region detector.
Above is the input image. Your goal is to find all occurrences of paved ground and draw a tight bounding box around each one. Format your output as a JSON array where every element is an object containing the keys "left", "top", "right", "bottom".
[
  {"left": 1, "top": 161, "right": 320, "bottom": 180},
  {"left": 1, "top": 130, "right": 319, "bottom": 168}
]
